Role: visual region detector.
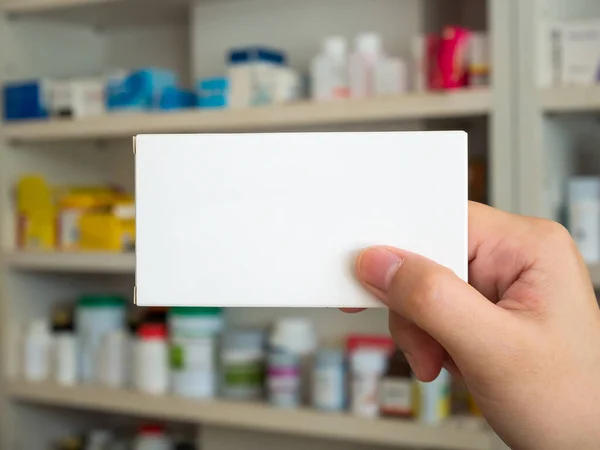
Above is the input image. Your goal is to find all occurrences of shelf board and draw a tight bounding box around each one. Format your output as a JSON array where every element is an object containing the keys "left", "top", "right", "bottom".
[
  {"left": 540, "top": 86, "right": 600, "bottom": 114},
  {"left": 2, "top": 0, "right": 188, "bottom": 27},
  {"left": 2, "top": 89, "right": 491, "bottom": 143},
  {"left": 4, "top": 251, "right": 135, "bottom": 273},
  {"left": 8, "top": 381, "right": 493, "bottom": 450}
]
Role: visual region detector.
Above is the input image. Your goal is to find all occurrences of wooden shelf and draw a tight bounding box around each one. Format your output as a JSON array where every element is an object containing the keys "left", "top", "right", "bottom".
[
  {"left": 4, "top": 252, "right": 135, "bottom": 273},
  {"left": 8, "top": 381, "right": 493, "bottom": 450},
  {"left": 539, "top": 86, "right": 600, "bottom": 113},
  {"left": 2, "top": 89, "right": 491, "bottom": 143},
  {"left": 2, "top": 0, "right": 188, "bottom": 27}
]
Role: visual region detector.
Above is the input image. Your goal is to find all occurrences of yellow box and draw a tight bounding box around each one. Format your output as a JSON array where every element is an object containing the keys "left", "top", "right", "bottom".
[
  {"left": 79, "top": 202, "right": 135, "bottom": 252},
  {"left": 16, "top": 176, "right": 55, "bottom": 250}
]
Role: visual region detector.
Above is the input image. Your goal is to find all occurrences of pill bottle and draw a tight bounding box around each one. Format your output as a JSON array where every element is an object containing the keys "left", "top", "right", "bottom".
[
  {"left": 349, "top": 33, "right": 384, "bottom": 98},
  {"left": 133, "top": 425, "right": 171, "bottom": 450},
  {"left": 76, "top": 294, "right": 126, "bottom": 383},
  {"left": 311, "top": 349, "right": 346, "bottom": 412},
  {"left": 267, "top": 350, "right": 301, "bottom": 408},
  {"left": 169, "top": 307, "right": 223, "bottom": 399},
  {"left": 99, "top": 329, "right": 127, "bottom": 388},
  {"left": 416, "top": 368, "right": 451, "bottom": 424},
  {"left": 350, "top": 348, "right": 387, "bottom": 418},
  {"left": 135, "top": 323, "right": 169, "bottom": 395},
  {"left": 379, "top": 350, "right": 413, "bottom": 418},
  {"left": 221, "top": 329, "right": 266, "bottom": 400},
  {"left": 310, "top": 36, "right": 350, "bottom": 101},
  {"left": 270, "top": 317, "right": 316, "bottom": 404},
  {"left": 23, "top": 319, "right": 52, "bottom": 382},
  {"left": 52, "top": 307, "right": 77, "bottom": 386}
]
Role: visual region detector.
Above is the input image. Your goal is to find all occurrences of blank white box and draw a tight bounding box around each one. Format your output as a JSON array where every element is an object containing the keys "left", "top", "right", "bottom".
[{"left": 134, "top": 131, "right": 467, "bottom": 308}]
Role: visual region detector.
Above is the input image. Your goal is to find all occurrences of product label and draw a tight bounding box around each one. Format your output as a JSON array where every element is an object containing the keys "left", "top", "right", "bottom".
[
  {"left": 224, "top": 360, "right": 264, "bottom": 387},
  {"left": 351, "top": 374, "right": 379, "bottom": 417},
  {"left": 379, "top": 378, "right": 413, "bottom": 415},
  {"left": 170, "top": 338, "right": 213, "bottom": 372},
  {"left": 312, "top": 367, "right": 345, "bottom": 410},
  {"left": 268, "top": 368, "right": 301, "bottom": 407}
]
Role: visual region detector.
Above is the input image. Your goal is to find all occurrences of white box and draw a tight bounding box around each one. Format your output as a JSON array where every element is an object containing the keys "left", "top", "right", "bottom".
[
  {"left": 550, "top": 20, "right": 600, "bottom": 86},
  {"left": 134, "top": 132, "right": 468, "bottom": 308}
]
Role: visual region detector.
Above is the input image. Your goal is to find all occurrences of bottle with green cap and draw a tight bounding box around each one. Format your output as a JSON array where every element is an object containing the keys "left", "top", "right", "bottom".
[{"left": 76, "top": 294, "right": 126, "bottom": 383}]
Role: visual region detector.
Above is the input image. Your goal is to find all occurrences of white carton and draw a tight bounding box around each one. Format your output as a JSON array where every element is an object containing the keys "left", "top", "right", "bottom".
[
  {"left": 134, "top": 132, "right": 468, "bottom": 308},
  {"left": 550, "top": 20, "right": 600, "bottom": 86}
]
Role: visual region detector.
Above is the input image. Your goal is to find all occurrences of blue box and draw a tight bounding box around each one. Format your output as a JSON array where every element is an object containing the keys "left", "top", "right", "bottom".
[
  {"left": 3, "top": 80, "right": 50, "bottom": 121},
  {"left": 160, "top": 87, "right": 197, "bottom": 111},
  {"left": 106, "top": 68, "right": 178, "bottom": 111},
  {"left": 197, "top": 77, "right": 229, "bottom": 109}
]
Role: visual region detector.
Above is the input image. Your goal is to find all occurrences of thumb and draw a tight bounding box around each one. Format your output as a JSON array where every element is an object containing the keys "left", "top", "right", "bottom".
[{"left": 357, "top": 246, "right": 508, "bottom": 358}]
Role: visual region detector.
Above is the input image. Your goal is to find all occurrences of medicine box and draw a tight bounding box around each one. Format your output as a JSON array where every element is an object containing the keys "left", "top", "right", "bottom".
[
  {"left": 197, "top": 77, "right": 229, "bottom": 109},
  {"left": 3, "top": 80, "right": 52, "bottom": 121},
  {"left": 134, "top": 132, "right": 468, "bottom": 308},
  {"left": 106, "top": 68, "right": 178, "bottom": 111},
  {"left": 549, "top": 20, "right": 600, "bottom": 86}
]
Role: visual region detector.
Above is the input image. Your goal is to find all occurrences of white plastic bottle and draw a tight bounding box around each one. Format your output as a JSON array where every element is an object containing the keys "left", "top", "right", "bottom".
[
  {"left": 417, "top": 368, "right": 451, "bottom": 424},
  {"left": 269, "top": 318, "right": 317, "bottom": 404},
  {"left": 134, "top": 324, "right": 169, "bottom": 395},
  {"left": 133, "top": 425, "right": 171, "bottom": 450},
  {"left": 375, "top": 57, "right": 408, "bottom": 96},
  {"left": 51, "top": 309, "right": 77, "bottom": 386},
  {"left": 23, "top": 320, "right": 52, "bottom": 382},
  {"left": 53, "top": 330, "right": 77, "bottom": 386},
  {"left": 349, "top": 33, "right": 384, "bottom": 98},
  {"left": 310, "top": 36, "right": 350, "bottom": 101},
  {"left": 99, "top": 330, "right": 127, "bottom": 388},
  {"left": 350, "top": 348, "right": 387, "bottom": 418}
]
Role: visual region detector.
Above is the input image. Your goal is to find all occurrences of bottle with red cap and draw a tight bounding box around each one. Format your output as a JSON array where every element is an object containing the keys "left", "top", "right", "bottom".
[
  {"left": 134, "top": 323, "right": 169, "bottom": 395},
  {"left": 133, "top": 424, "right": 171, "bottom": 450}
]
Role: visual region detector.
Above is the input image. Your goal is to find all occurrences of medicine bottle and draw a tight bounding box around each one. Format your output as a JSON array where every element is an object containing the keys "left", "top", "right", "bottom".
[
  {"left": 350, "top": 348, "right": 387, "bottom": 418},
  {"left": 349, "top": 33, "right": 384, "bottom": 98},
  {"left": 311, "top": 349, "right": 346, "bottom": 412},
  {"left": 52, "top": 307, "right": 77, "bottom": 386},
  {"left": 135, "top": 323, "right": 169, "bottom": 395},
  {"left": 23, "top": 319, "right": 52, "bottom": 382},
  {"left": 379, "top": 350, "right": 413, "bottom": 418}
]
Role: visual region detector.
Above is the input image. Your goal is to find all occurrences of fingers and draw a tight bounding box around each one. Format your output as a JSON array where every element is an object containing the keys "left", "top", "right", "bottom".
[
  {"left": 389, "top": 311, "right": 444, "bottom": 382},
  {"left": 356, "top": 246, "right": 510, "bottom": 359}
]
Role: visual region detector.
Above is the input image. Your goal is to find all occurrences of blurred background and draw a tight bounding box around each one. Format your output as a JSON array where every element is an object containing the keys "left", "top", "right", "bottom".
[{"left": 0, "top": 0, "right": 597, "bottom": 449}]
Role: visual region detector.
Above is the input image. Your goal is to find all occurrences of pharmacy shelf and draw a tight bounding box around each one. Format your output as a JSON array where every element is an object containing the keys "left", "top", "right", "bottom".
[
  {"left": 539, "top": 86, "right": 600, "bottom": 114},
  {"left": 8, "top": 381, "right": 493, "bottom": 450},
  {"left": 4, "top": 251, "right": 135, "bottom": 273},
  {"left": 2, "top": 89, "right": 491, "bottom": 143},
  {"left": 2, "top": 0, "right": 188, "bottom": 27}
]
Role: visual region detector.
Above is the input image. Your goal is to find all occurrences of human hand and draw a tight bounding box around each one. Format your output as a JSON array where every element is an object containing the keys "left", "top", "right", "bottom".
[{"left": 353, "top": 202, "right": 600, "bottom": 450}]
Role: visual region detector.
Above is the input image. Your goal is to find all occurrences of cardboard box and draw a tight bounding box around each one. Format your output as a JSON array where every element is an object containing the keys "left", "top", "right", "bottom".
[{"left": 134, "top": 132, "right": 468, "bottom": 308}]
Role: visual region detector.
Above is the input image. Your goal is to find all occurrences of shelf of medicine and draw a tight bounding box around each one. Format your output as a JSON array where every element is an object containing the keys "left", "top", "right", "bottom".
[
  {"left": 8, "top": 381, "right": 493, "bottom": 450},
  {"left": 1, "top": 89, "right": 491, "bottom": 143},
  {"left": 539, "top": 86, "right": 600, "bottom": 114},
  {"left": 4, "top": 251, "right": 135, "bottom": 273}
]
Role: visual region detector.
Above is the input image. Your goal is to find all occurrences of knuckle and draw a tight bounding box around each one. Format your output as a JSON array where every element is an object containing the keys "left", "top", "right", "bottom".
[{"left": 537, "top": 219, "right": 570, "bottom": 241}]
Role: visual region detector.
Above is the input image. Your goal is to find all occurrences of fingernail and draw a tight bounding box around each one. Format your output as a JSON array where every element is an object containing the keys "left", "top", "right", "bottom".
[{"left": 358, "top": 247, "right": 404, "bottom": 291}]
